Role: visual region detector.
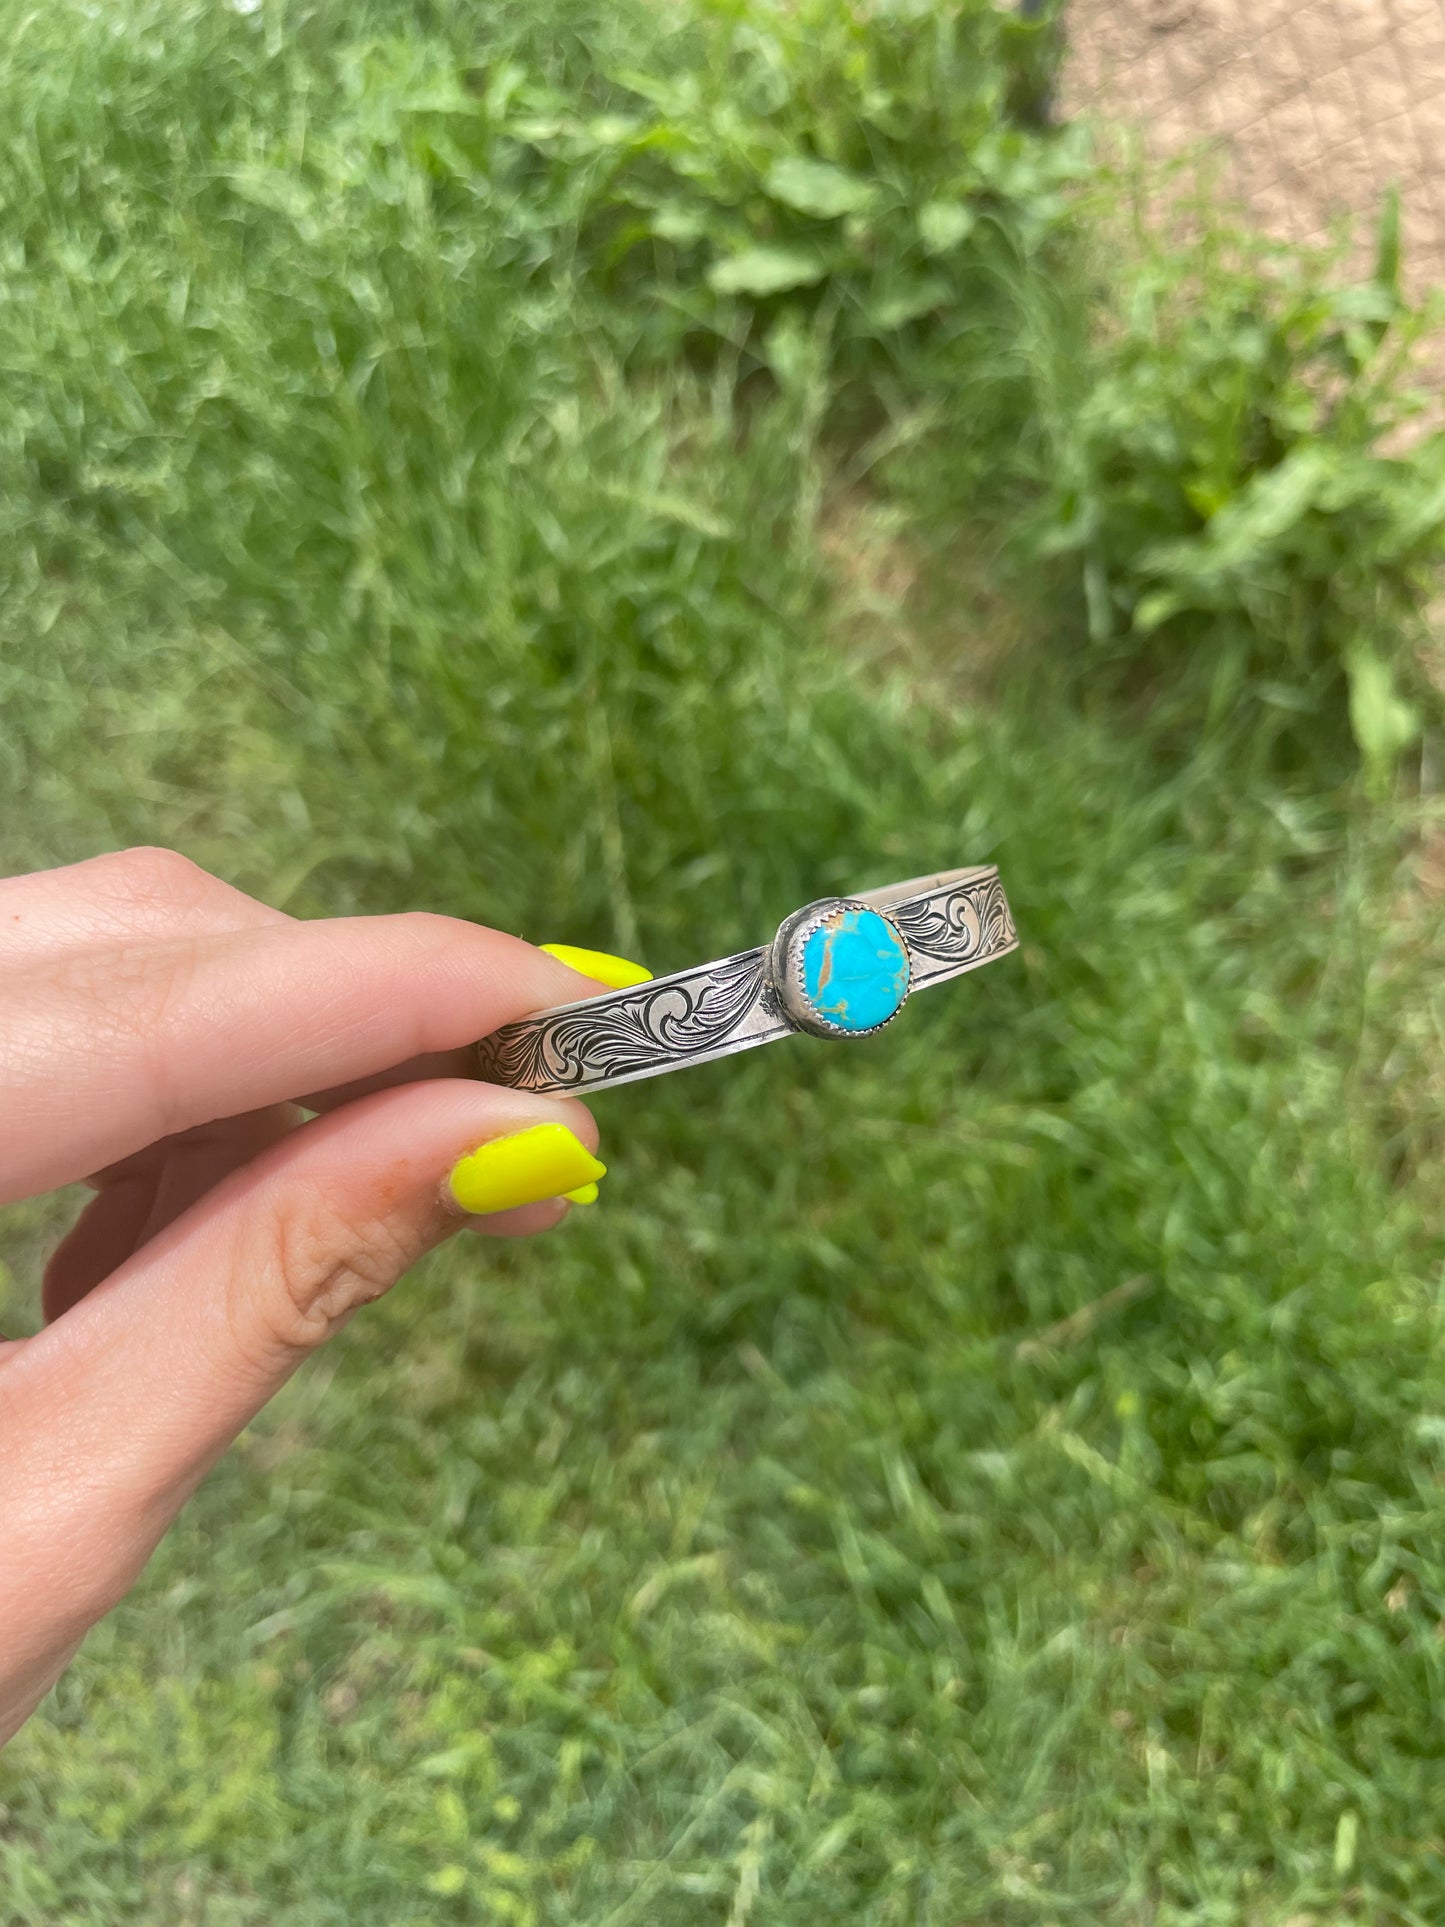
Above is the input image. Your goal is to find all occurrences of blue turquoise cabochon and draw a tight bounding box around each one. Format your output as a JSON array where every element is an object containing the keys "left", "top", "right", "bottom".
[{"left": 800, "top": 907, "right": 910, "bottom": 1033}]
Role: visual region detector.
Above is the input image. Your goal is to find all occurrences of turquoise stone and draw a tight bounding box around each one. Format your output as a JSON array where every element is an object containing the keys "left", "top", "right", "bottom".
[{"left": 801, "top": 908, "right": 909, "bottom": 1033}]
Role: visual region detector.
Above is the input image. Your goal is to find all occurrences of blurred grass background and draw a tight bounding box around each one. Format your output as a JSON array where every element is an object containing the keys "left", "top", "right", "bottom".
[{"left": 3, "top": 0, "right": 1445, "bottom": 1920}]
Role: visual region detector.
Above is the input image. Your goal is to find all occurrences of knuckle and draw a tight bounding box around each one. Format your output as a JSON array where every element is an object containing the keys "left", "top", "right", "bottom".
[
  {"left": 386, "top": 910, "right": 472, "bottom": 954},
  {"left": 241, "top": 1185, "right": 419, "bottom": 1358},
  {"left": 103, "top": 845, "right": 216, "bottom": 906}
]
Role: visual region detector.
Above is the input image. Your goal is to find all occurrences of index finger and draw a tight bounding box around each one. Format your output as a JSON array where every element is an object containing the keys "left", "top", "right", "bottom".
[{"left": 3, "top": 911, "right": 591, "bottom": 1203}]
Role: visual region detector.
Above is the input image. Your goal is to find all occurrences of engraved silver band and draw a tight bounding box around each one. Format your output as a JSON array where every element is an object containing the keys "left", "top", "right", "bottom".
[{"left": 474, "top": 865, "right": 1018, "bottom": 1097}]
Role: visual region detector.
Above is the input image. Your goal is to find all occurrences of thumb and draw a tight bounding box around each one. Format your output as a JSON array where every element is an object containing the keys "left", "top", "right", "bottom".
[{"left": 1, "top": 1081, "right": 600, "bottom": 1681}]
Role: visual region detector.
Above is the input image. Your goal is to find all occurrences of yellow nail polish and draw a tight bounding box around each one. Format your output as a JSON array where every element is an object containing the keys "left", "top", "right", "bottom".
[
  {"left": 539, "top": 942, "right": 653, "bottom": 991},
  {"left": 563, "top": 1182, "right": 600, "bottom": 1206},
  {"left": 448, "top": 1124, "right": 606, "bottom": 1216}
]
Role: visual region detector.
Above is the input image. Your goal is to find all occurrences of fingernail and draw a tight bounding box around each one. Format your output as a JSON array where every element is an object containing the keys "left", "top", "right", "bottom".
[
  {"left": 563, "top": 1182, "right": 600, "bottom": 1206},
  {"left": 539, "top": 942, "right": 653, "bottom": 991},
  {"left": 448, "top": 1124, "right": 606, "bottom": 1216}
]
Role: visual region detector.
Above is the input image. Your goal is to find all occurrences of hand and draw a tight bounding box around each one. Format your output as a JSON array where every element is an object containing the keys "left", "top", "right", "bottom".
[{"left": 0, "top": 848, "right": 635, "bottom": 1746}]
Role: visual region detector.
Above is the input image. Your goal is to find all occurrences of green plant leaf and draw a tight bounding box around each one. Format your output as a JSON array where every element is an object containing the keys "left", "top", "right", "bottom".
[
  {"left": 866, "top": 277, "right": 948, "bottom": 329},
  {"left": 650, "top": 201, "right": 709, "bottom": 245},
  {"left": 706, "top": 246, "right": 829, "bottom": 297},
  {"left": 1346, "top": 644, "right": 1419, "bottom": 777},
  {"left": 1374, "top": 186, "right": 1401, "bottom": 299},
  {"left": 764, "top": 156, "right": 875, "bottom": 220},
  {"left": 1380, "top": 472, "right": 1445, "bottom": 555},
  {"left": 426, "top": 1864, "right": 468, "bottom": 1897},
  {"left": 1205, "top": 445, "right": 1335, "bottom": 557},
  {"left": 1183, "top": 477, "right": 1231, "bottom": 520},
  {"left": 1334, "top": 1809, "right": 1360, "bottom": 1880},
  {"left": 1133, "top": 589, "right": 1183, "bottom": 634},
  {"left": 582, "top": 112, "right": 646, "bottom": 150},
  {"left": 1141, "top": 446, "right": 1337, "bottom": 592},
  {"left": 917, "top": 198, "right": 975, "bottom": 254}
]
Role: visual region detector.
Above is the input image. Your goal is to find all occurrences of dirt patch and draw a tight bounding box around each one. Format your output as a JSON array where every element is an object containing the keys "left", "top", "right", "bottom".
[
  {"left": 1062, "top": 0, "right": 1445, "bottom": 297},
  {"left": 819, "top": 489, "right": 1036, "bottom": 700}
]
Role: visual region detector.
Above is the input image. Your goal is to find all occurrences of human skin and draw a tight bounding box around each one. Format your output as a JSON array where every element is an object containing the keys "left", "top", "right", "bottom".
[{"left": 0, "top": 847, "right": 630, "bottom": 1746}]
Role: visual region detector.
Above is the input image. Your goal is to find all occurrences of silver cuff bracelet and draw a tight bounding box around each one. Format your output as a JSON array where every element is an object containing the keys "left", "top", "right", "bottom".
[{"left": 474, "top": 865, "right": 1018, "bottom": 1097}]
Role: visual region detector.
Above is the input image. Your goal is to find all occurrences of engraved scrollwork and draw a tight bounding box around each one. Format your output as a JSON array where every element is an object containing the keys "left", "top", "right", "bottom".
[
  {"left": 891, "top": 873, "right": 1016, "bottom": 982},
  {"left": 476, "top": 947, "right": 774, "bottom": 1092}
]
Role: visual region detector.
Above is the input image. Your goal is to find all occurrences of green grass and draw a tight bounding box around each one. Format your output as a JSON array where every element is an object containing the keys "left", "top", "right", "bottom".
[{"left": 3, "top": 1, "right": 1445, "bottom": 1921}]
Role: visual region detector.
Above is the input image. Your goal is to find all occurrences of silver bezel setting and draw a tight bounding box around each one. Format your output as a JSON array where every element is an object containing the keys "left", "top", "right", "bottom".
[{"left": 766, "top": 896, "right": 913, "bottom": 1041}]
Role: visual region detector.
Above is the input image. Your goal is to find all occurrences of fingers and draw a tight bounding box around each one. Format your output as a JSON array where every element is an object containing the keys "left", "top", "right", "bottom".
[
  {"left": 296, "top": 1046, "right": 482, "bottom": 1117},
  {"left": 4, "top": 899, "right": 597, "bottom": 1205},
  {"left": 294, "top": 939, "right": 650, "bottom": 1114},
  {"left": 40, "top": 1105, "right": 568, "bottom": 1324},
  {"left": 0, "top": 847, "right": 286, "bottom": 967},
  {"left": 1, "top": 1081, "right": 598, "bottom": 1668},
  {"left": 40, "top": 1171, "right": 161, "bottom": 1322},
  {"left": 42, "top": 1106, "right": 302, "bottom": 1322}
]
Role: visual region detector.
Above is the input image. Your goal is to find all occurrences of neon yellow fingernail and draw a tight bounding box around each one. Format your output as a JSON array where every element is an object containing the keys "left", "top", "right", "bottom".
[
  {"left": 539, "top": 943, "right": 653, "bottom": 991},
  {"left": 448, "top": 1124, "right": 606, "bottom": 1216},
  {"left": 563, "top": 1182, "right": 600, "bottom": 1206}
]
